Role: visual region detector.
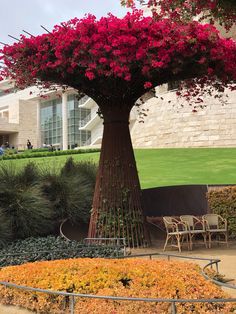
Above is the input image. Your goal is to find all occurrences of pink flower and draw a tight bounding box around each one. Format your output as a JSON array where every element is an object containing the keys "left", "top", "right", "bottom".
[
  {"left": 0, "top": 9, "right": 234, "bottom": 105},
  {"left": 152, "top": 60, "right": 164, "bottom": 68},
  {"left": 124, "top": 74, "right": 131, "bottom": 81},
  {"left": 207, "top": 67, "right": 214, "bottom": 75},
  {"left": 99, "top": 57, "right": 107, "bottom": 64},
  {"left": 144, "top": 81, "right": 152, "bottom": 89},
  {"left": 85, "top": 71, "right": 95, "bottom": 80},
  {"left": 198, "top": 57, "right": 206, "bottom": 64}
]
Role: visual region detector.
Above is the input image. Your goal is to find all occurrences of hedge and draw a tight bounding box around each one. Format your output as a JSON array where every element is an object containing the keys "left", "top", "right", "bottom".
[
  {"left": 0, "top": 148, "right": 100, "bottom": 160},
  {"left": 207, "top": 186, "right": 236, "bottom": 238},
  {"left": 0, "top": 258, "right": 234, "bottom": 313}
]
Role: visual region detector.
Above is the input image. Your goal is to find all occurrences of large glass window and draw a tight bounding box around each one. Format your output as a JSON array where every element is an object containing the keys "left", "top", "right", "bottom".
[
  {"left": 40, "top": 94, "right": 92, "bottom": 149},
  {"left": 40, "top": 98, "right": 62, "bottom": 148},
  {"left": 67, "top": 94, "right": 91, "bottom": 148}
]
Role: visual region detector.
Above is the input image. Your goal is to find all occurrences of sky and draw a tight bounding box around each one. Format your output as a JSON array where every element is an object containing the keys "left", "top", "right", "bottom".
[{"left": 0, "top": 0, "right": 129, "bottom": 45}]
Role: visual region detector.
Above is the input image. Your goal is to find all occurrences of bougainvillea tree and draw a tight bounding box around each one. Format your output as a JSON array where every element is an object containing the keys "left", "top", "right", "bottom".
[
  {"left": 122, "top": 0, "right": 236, "bottom": 30},
  {"left": 0, "top": 11, "right": 235, "bottom": 247}
]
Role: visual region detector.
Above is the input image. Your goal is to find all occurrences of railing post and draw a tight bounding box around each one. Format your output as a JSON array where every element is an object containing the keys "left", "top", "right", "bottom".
[
  {"left": 171, "top": 301, "right": 177, "bottom": 314},
  {"left": 123, "top": 238, "right": 127, "bottom": 256},
  {"left": 70, "top": 295, "right": 75, "bottom": 314}
]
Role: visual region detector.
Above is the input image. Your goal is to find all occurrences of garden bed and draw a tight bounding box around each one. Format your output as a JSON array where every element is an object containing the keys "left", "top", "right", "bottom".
[{"left": 0, "top": 258, "right": 235, "bottom": 313}]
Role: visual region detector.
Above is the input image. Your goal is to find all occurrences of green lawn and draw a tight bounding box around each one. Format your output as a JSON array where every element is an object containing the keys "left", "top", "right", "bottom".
[
  {"left": 2, "top": 148, "right": 236, "bottom": 188},
  {"left": 135, "top": 148, "right": 236, "bottom": 188}
]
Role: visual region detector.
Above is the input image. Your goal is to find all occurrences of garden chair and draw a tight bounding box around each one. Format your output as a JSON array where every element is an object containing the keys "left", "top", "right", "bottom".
[
  {"left": 202, "top": 214, "right": 228, "bottom": 248},
  {"left": 180, "top": 215, "right": 207, "bottom": 250},
  {"left": 163, "top": 216, "right": 190, "bottom": 252}
]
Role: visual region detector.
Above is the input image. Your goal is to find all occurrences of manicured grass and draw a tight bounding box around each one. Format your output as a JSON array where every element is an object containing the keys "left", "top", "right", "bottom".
[
  {"left": 1, "top": 148, "right": 236, "bottom": 188},
  {"left": 1, "top": 152, "right": 100, "bottom": 173},
  {"left": 135, "top": 148, "right": 236, "bottom": 188}
]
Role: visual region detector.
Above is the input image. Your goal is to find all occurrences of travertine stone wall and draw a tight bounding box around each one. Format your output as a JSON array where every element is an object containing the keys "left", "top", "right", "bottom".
[
  {"left": 131, "top": 12, "right": 236, "bottom": 148},
  {"left": 0, "top": 117, "right": 18, "bottom": 133},
  {"left": 17, "top": 99, "right": 38, "bottom": 149},
  {"left": 131, "top": 89, "right": 236, "bottom": 148}
]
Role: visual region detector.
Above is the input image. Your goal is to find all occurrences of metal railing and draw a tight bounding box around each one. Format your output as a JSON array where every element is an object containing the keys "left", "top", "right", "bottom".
[
  {"left": 78, "top": 113, "right": 91, "bottom": 127},
  {"left": 0, "top": 251, "right": 236, "bottom": 313},
  {"left": 0, "top": 280, "right": 236, "bottom": 314},
  {"left": 77, "top": 95, "right": 90, "bottom": 106}
]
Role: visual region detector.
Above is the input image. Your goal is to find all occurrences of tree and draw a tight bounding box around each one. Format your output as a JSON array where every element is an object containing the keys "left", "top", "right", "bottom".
[
  {"left": 0, "top": 11, "right": 235, "bottom": 247},
  {"left": 122, "top": 0, "right": 236, "bottom": 31}
]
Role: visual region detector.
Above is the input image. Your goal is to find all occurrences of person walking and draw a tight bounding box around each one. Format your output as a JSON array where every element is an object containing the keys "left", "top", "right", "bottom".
[
  {"left": 0, "top": 145, "right": 4, "bottom": 156},
  {"left": 27, "top": 139, "right": 32, "bottom": 149}
]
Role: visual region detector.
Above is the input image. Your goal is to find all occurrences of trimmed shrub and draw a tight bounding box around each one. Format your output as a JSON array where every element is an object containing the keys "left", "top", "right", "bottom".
[
  {"left": 1, "top": 148, "right": 17, "bottom": 156},
  {"left": 0, "top": 148, "right": 100, "bottom": 160},
  {"left": 0, "top": 258, "right": 234, "bottom": 313},
  {"left": 207, "top": 186, "right": 236, "bottom": 238},
  {"left": 0, "top": 236, "right": 123, "bottom": 267},
  {"left": 26, "top": 148, "right": 49, "bottom": 153}
]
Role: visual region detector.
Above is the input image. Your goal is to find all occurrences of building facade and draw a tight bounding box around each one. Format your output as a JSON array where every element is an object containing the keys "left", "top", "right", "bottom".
[
  {"left": 0, "top": 79, "right": 140, "bottom": 150},
  {"left": 0, "top": 81, "right": 98, "bottom": 150},
  {"left": 132, "top": 85, "right": 236, "bottom": 148},
  {"left": 0, "top": 78, "right": 235, "bottom": 150}
]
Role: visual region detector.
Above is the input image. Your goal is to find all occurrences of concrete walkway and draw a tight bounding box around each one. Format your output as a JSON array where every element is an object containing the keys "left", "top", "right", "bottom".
[
  {"left": 0, "top": 242, "right": 236, "bottom": 313},
  {"left": 0, "top": 305, "right": 33, "bottom": 314}
]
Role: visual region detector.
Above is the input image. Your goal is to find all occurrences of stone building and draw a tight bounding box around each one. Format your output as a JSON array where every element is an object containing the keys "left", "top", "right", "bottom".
[
  {"left": 0, "top": 78, "right": 235, "bottom": 150},
  {"left": 131, "top": 85, "right": 236, "bottom": 148}
]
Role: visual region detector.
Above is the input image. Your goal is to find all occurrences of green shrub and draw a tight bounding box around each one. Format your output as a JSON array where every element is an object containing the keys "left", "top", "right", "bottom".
[
  {"left": 0, "top": 163, "right": 54, "bottom": 240},
  {"left": 0, "top": 148, "right": 100, "bottom": 160},
  {"left": 42, "top": 158, "right": 97, "bottom": 224},
  {"left": 18, "top": 161, "right": 40, "bottom": 185},
  {"left": 60, "top": 156, "right": 77, "bottom": 175},
  {"left": 28, "top": 148, "right": 49, "bottom": 153},
  {"left": 0, "top": 209, "right": 12, "bottom": 248},
  {"left": 0, "top": 236, "right": 124, "bottom": 267},
  {"left": 0, "top": 158, "right": 97, "bottom": 243},
  {"left": 207, "top": 186, "right": 236, "bottom": 238},
  {"left": 1, "top": 148, "right": 17, "bottom": 156}
]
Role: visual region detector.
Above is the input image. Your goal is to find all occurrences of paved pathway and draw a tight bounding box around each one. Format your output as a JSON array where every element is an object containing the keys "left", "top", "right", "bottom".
[{"left": 0, "top": 305, "right": 33, "bottom": 314}]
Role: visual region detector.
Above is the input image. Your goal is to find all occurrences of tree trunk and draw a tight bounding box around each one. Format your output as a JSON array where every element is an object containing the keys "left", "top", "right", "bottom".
[{"left": 88, "top": 102, "right": 149, "bottom": 247}]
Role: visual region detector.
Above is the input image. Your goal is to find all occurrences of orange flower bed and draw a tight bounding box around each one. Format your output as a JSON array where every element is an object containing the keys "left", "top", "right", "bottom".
[{"left": 0, "top": 258, "right": 234, "bottom": 313}]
